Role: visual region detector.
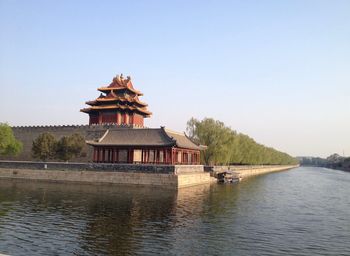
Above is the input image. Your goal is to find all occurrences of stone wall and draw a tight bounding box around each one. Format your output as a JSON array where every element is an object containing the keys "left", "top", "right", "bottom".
[
  {"left": 0, "top": 161, "right": 177, "bottom": 173},
  {"left": 174, "top": 165, "right": 204, "bottom": 174},
  {"left": 233, "top": 165, "right": 298, "bottom": 179},
  {"left": 206, "top": 164, "right": 299, "bottom": 180},
  {"left": 0, "top": 168, "right": 179, "bottom": 187},
  {"left": 177, "top": 173, "right": 212, "bottom": 188},
  {"left": 0, "top": 161, "right": 209, "bottom": 188}
]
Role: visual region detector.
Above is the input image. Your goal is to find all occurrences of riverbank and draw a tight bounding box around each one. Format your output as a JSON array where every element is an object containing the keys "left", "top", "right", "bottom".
[
  {"left": 0, "top": 161, "right": 210, "bottom": 189},
  {"left": 208, "top": 165, "right": 299, "bottom": 180},
  {"left": 0, "top": 161, "right": 298, "bottom": 188},
  {"left": 301, "top": 165, "right": 350, "bottom": 173}
]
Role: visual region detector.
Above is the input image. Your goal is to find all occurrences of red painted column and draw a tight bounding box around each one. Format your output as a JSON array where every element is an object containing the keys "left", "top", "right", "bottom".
[
  {"left": 116, "top": 113, "right": 121, "bottom": 125},
  {"left": 111, "top": 149, "right": 115, "bottom": 163},
  {"left": 171, "top": 148, "right": 174, "bottom": 165},
  {"left": 128, "top": 149, "right": 133, "bottom": 163},
  {"left": 124, "top": 113, "right": 129, "bottom": 125},
  {"left": 168, "top": 149, "right": 171, "bottom": 164}
]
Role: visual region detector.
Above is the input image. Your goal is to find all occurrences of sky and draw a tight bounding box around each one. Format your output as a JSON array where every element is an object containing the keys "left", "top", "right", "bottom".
[{"left": 0, "top": 0, "right": 349, "bottom": 158}]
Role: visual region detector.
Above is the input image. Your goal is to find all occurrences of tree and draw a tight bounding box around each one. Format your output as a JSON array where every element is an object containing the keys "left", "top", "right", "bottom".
[
  {"left": 32, "top": 132, "right": 57, "bottom": 161},
  {"left": 55, "top": 133, "right": 85, "bottom": 161},
  {"left": 0, "top": 123, "right": 22, "bottom": 156},
  {"left": 187, "top": 118, "right": 234, "bottom": 165},
  {"left": 187, "top": 117, "right": 298, "bottom": 166}
]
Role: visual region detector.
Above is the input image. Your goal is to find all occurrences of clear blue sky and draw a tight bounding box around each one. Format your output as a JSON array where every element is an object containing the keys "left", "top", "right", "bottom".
[{"left": 0, "top": 0, "right": 349, "bottom": 158}]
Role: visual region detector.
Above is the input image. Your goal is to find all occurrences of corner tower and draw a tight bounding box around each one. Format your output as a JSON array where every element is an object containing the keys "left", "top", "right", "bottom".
[{"left": 81, "top": 74, "right": 152, "bottom": 126}]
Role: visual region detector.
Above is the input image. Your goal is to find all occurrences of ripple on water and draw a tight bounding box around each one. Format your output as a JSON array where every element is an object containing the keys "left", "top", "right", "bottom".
[{"left": 0, "top": 168, "right": 349, "bottom": 255}]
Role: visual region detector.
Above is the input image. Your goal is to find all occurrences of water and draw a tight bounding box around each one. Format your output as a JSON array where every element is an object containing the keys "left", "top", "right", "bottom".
[{"left": 0, "top": 167, "right": 349, "bottom": 255}]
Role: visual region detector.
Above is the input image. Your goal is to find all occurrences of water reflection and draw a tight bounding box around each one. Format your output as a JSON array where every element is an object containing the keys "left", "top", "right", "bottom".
[
  {"left": 0, "top": 180, "right": 215, "bottom": 255},
  {"left": 1, "top": 168, "right": 350, "bottom": 255}
]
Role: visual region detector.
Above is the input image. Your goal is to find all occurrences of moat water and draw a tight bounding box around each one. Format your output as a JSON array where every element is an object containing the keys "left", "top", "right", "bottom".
[{"left": 0, "top": 167, "right": 349, "bottom": 256}]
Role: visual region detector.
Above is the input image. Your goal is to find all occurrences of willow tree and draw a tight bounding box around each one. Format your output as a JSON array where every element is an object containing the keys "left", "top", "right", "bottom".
[
  {"left": 187, "top": 117, "right": 298, "bottom": 166},
  {"left": 187, "top": 118, "right": 233, "bottom": 165},
  {"left": 0, "top": 123, "right": 22, "bottom": 156}
]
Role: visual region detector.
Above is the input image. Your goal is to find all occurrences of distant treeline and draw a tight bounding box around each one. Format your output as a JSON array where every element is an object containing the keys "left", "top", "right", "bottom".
[
  {"left": 299, "top": 154, "right": 350, "bottom": 171},
  {"left": 187, "top": 118, "right": 298, "bottom": 166}
]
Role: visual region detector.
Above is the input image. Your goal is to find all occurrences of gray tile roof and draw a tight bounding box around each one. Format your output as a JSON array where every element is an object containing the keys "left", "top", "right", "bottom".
[
  {"left": 164, "top": 129, "right": 201, "bottom": 150},
  {"left": 86, "top": 127, "right": 201, "bottom": 150}
]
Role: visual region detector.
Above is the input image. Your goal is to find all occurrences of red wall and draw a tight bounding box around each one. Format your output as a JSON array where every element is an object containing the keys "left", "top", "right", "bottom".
[
  {"left": 89, "top": 111, "right": 144, "bottom": 126},
  {"left": 89, "top": 115, "right": 99, "bottom": 125},
  {"left": 102, "top": 113, "right": 117, "bottom": 123},
  {"left": 133, "top": 114, "right": 144, "bottom": 126}
]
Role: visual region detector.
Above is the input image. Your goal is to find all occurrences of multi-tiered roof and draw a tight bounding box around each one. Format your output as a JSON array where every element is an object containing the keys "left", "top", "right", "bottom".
[{"left": 81, "top": 74, "right": 151, "bottom": 126}]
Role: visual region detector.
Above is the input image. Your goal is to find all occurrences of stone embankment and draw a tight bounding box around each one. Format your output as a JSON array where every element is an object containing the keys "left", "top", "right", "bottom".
[
  {"left": 0, "top": 161, "right": 298, "bottom": 188},
  {"left": 206, "top": 165, "right": 299, "bottom": 180},
  {"left": 0, "top": 161, "right": 210, "bottom": 189}
]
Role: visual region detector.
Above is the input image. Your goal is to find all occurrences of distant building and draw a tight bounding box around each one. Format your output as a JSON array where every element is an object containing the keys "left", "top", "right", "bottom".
[{"left": 82, "top": 74, "right": 203, "bottom": 165}]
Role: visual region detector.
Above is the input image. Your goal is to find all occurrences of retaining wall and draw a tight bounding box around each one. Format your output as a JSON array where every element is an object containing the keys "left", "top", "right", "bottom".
[
  {"left": 206, "top": 165, "right": 299, "bottom": 180},
  {"left": 0, "top": 161, "right": 210, "bottom": 188},
  {"left": 233, "top": 165, "right": 298, "bottom": 179}
]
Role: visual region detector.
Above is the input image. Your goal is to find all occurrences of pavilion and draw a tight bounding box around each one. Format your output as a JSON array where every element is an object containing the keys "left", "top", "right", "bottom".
[
  {"left": 86, "top": 127, "right": 201, "bottom": 165},
  {"left": 81, "top": 74, "right": 204, "bottom": 165}
]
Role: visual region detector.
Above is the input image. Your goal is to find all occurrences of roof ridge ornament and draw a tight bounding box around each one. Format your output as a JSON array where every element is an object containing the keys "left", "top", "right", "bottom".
[{"left": 111, "top": 73, "right": 132, "bottom": 87}]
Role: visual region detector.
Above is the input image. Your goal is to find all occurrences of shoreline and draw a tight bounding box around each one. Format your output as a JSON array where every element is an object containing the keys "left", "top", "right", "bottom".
[
  {"left": 0, "top": 161, "right": 298, "bottom": 188},
  {"left": 302, "top": 165, "right": 350, "bottom": 173}
]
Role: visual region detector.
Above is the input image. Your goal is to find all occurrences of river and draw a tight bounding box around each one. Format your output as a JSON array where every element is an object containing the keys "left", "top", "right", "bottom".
[{"left": 0, "top": 167, "right": 349, "bottom": 255}]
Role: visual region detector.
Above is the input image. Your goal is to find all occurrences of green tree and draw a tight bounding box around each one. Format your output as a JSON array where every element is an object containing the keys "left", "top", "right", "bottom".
[
  {"left": 187, "top": 118, "right": 234, "bottom": 165},
  {"left": 32, "top": 132, "right": 57, "bottom": 161},
  {"left": 55, "top": 133, "right": 85, "bottom": 161},
  {"left": 0, "top": 123, "right": 22, "bottom": 156},
  {"left": 187, "top": 117, "right": 298, "bottom": 166}
]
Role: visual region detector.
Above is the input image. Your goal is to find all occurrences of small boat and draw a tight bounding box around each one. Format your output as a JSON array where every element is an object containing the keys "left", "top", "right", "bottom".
[{"left": 217, "top": 171, "right": 240, "bottom": 183}]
